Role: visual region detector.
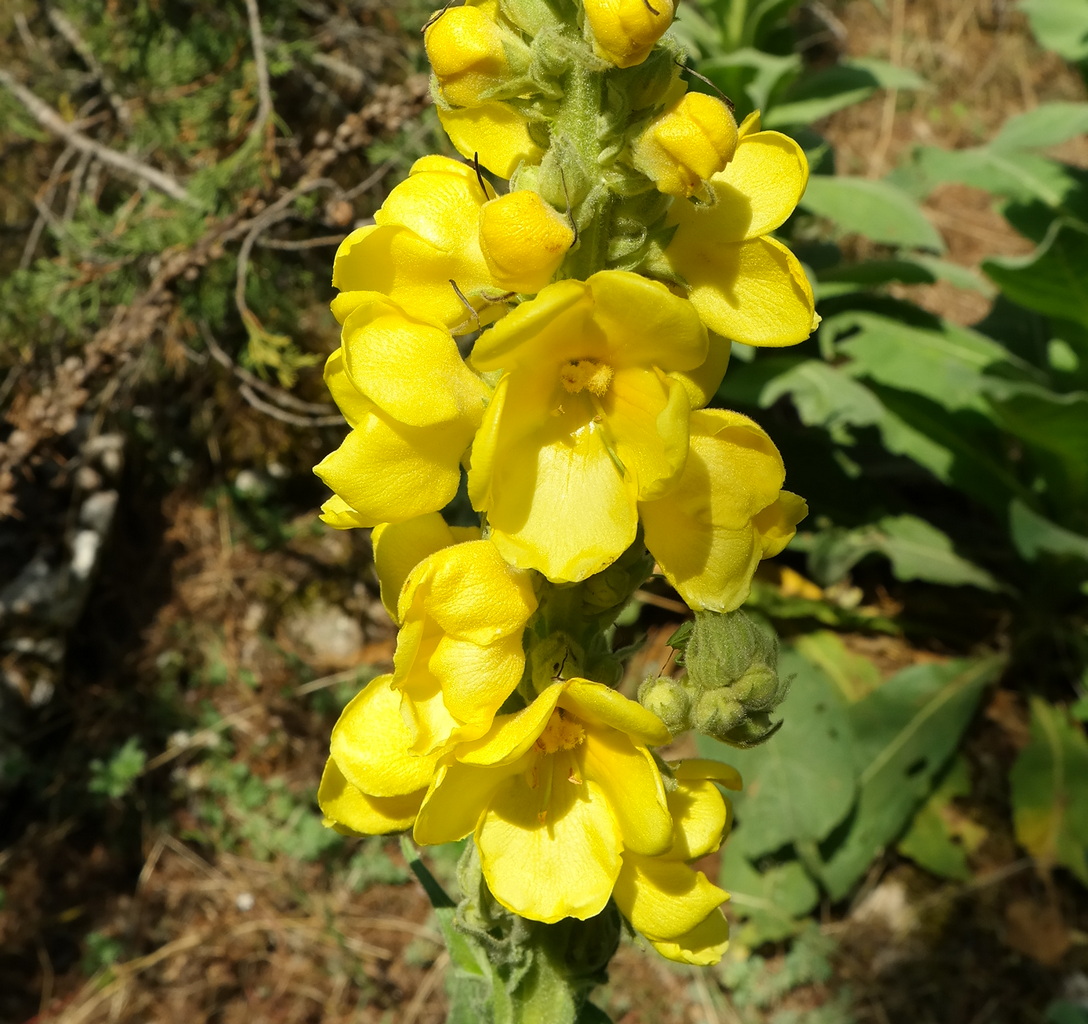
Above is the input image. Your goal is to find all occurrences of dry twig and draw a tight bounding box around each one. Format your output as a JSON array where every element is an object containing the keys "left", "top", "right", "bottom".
[{"left": 0, "top": 69, "right": 196, "bottom": 205}]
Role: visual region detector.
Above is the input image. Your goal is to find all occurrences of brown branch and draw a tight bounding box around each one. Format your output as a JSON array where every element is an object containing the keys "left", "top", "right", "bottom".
[{"left": 0, "top": 69, "right": 196, "bottom": 205}]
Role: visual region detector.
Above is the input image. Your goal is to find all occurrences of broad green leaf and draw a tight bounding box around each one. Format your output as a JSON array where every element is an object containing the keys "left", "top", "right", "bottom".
[
  {"left": 815, "top": 656, "right": 1003, "bottom": 899},
  {"left": 897, "top": 756, "right": 982, "bottom": 881},
  {"left": 985, "top": 382, "right": 1088, "bottom": 498},
  {"left": 802, "top": 175, "right": 945, "bottom": 251},
  {"left": 697, "top": 648, "right": 858, "bottom": 859},
  {"left": 828, "top": 310, "right": 1008, "bottom": 413},
  {"left": 872, "top": 385, "right": 1027, "bottom": 512},
  {"left": 1010, "top": 697, "right": 1088, "bottom": 885},
  {"left": 764, "top": 59, "right": 923, "bottom": 129},
  {"left": 1009, "top": 500, "right": 1088, "bottom": 562},
  {"left": 910, "top": 255, "right": 995, "bottom": 295},
  {"left": 873, "top": 515, "right": 1001, "bottom": 590},
  {"left": 817, "top": 259, "right": 937, "bottom": 287},
  {"left": 983, "top": 222, "right": 1088, "bottom": 330},
  {"left": 759, "top": 360, "right": 884, "bottom": 441},
  {"left": 1018, "top": 0, "right": 1088, "bottom": 62},
  {"left": 909, "top": 145, "right": 1076, "bottom": 208},
  {"left": 804, "top": 516, "right": 999, "bottom": 590},
  {"left": 993, "top": 103, "right": 1088, "bottom": 152},
  {"left": 718, "top": 841, "right": 821, "bottom": 946},
  {"left": 793, "top": 631, "right": 882, "bottom": 703},
  {"left": 698, "top": 49, "right": 800, "bottom": 113}
]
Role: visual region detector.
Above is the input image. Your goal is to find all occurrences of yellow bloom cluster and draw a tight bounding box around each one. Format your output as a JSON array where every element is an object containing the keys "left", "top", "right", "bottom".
[{"left": 316, "top": 0, "right": 818, "bottom": 967}]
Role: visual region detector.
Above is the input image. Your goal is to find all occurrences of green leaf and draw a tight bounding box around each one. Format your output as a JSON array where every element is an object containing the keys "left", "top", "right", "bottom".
[
  {"left": 984, "top": 222, "right": 1088, "bottom": 330},
  {"left": 801, "top": 175, "right": 945, "bottom": 251},
  {"left": 793, "top": 631, "right": 882, "bottom": 703},
  {"left": 1010, "top": 697, "right": 1088, "bottom": 885},
  {"left": 760, "top": 360, "right": 885, "bottom": 442},
  {"left": 872, "top": 515, "right": 1002, "bottom": 590},
  {"left": 829, "top": 310, "right": 1008, "bottom": 413},
  {"left": 897, "top": 756, "right": 978, "bottom": 881},
  {"left": 871, "top": 385, "right": 1026, "bottom": 512},
  {"left": 908, "top": 145, "right": 1077, "bottom": 208},
  {"left": 1009, "top": 500, "right": 1088, "bottom": 562},
  {"left": 992, "top": 103, "right": 1088, "bottom": 151},
  {"left": 1018, "top": 0, "right": 1088, "bottom": 62},
  {"left": 697, "top": 648, "right": 858, "bottom": 858},
  {"left": 765, "top": 58, "right": 926, "bottom": 128},
  {"left": 718, "top": 843, "right": 821, "bottom": 946},
  {"left": 815, "top": 656, "right": 1003, "bottom": 899},
  {"left": 985, "top": 382, "right": 1088, "bottom": 498},
  {"left": 804, "top": 516, "right": 999, "bottom": 590}
]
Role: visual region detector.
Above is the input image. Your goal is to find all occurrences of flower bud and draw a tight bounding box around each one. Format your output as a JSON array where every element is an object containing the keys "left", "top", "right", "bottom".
[
  {"left": 584, "top": 0, "right": 677, "bottom": 69},
  {"left": 637, "top": 675, "right": 691, "bottom": 735},
  {"left": 633, "top": 92, "right": 738, "bottom": 197},
  {"left": 669, "top": 609, "right": 789, "bottom": 748},
  {"left": 425, "top": 5, "right": 511, "bottom": 107},
  {"left": 478, "top": 189, "right": 574, "bottom": 293}
]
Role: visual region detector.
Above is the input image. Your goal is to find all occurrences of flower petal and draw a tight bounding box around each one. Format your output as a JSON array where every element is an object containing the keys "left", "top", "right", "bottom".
[
  {"left": 314, "top": 411, "right": 467, "bottom": 526},
  {"left": 318, "top": 757, "right": 424, "bottom": 835},
  {"left": 340, "top": 295, "right": 488, "bottom": 428},
  {"left": 580, "top": 726, "right": 672, "bottom": 856},
  {"left": 330, "top": 675, "right": 438, "bottom": 797},
  {"left": 608, "top": 369, "right": 689, "bottom": 501},
  {"left": 437, "top": 102, "right": 544, "bottom": 178},
  {"left": 373, "top": 515, "right": 481, "bottom": 624},
  {"left": 669, "top": 130, "right": 809, "bottom": 245},
  {"left": 650, "top": 909, "right": 730, "bottom": 966},
  {"left": 664, "top": 779, "right": 728, "bottom": 861},
  {"left": 641, "top": 408, "right": 794, "bottom": 612},
  {"left": 457, "top": 683, "right": 565, "bottom": 765},
  {"left": 670, "top": 333, "right": 731, "bottom": 412},
  {"left": 561, "top": 679, "right": 671, "bottom": 747},
  {"left": 319, "top": 494, "right": 370, "bottom": 530},
  {"left": 668, "top": 236, "right": 816, "bottom": 347},
  {"left": 470, "top": 375, "right": 638, "bottom": 582},
  {"left": 613, "top": 855, "right": 728, "bottom": 941},
  {"left": 414, "top": 758, "right": 525, "bottom": 845},
  {"left": 478, "top": 766, "right": 622, "bottom": 922},
  {"left": 754, "top": 490, "right": 808, "bottom": 559}
]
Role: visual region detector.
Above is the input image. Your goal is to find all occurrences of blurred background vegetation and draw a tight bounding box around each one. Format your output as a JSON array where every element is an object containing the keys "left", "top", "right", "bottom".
[{"left": 1, "top": 1, "right": 1086, "bottom": 1022}]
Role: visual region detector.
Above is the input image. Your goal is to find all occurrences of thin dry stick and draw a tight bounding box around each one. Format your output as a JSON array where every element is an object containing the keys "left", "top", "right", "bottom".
[
  {"left": 238, "top": 382, "right": 344, "bottom": 427},
  {"left": 402, "top": 951, "right": 450, "bottom": 1024},
  {"left": 868, "top": 0, "right": 906, "bottom": 177},
  {"left": 243, "top": 0, "right": 274, "bottom": 149},
  {"left": 0, "top": 69, "right": 195, "bottom": 205},
  {"left": 199, "top": 322, "right": 336, "bottom": 415},
  {"left": 20, "top": 144, "right": 77, "bottom": 268},
  {"left": 46, "top": 6, "right": 131, "bottom": 127}
]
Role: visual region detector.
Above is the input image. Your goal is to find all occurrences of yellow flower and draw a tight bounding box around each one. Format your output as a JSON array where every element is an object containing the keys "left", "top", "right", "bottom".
[
  {"left": 437, "top": 101, "right": 544, "bottom": 179},
  {"left": 314, "top": 295, "right": 489, "bottom": 527},
  {"left": 331, "top": 156, "right": 500, "bottom": 332},
  {"left": 425, "top": 4, "right": 511, "bottom": 108},
  {"left": 640, "top": 409, "right": 807, "bottom": 612},
  {"left": 478, "top": 190, "right": 574, "bottom": 294},
  {"left": 372, "top": 514, "right": 482, "bottom": 624},
  {"left": 614, "top": 759, "right": 740, "bottom": 965},
  {"left": 633, "top": 91, "right": 738, "bottom": 198},
  {"left": 468, "top": 270, "right": 707, "bottom": 583},
  {"left": 583, "top": 0, "right": 677, "bottom": 69},
  {"left": 392, "top": 539, "right": 539, "bottom": 754},
  {"left": 664, "top": 112, "right": 817, "bottom": 346},
  {"left": 318, "top": 673, "right": 436, "bottom": 836},
  {"left": 635, "top": 406, "right": 809, "bottom": 609},
  {"left": 414, "top": 678, "right": 673, "bottom": 923}
]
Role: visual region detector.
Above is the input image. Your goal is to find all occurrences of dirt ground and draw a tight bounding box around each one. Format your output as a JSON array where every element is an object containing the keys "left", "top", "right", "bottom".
[{"left": 2, "top": 1, "right": 1086, "bottom": 1023}]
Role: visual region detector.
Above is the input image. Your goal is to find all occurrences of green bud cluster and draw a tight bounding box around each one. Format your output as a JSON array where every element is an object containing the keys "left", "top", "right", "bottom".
[{"left": 638, "top": 609, "right": 790, "bottom": 748}]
